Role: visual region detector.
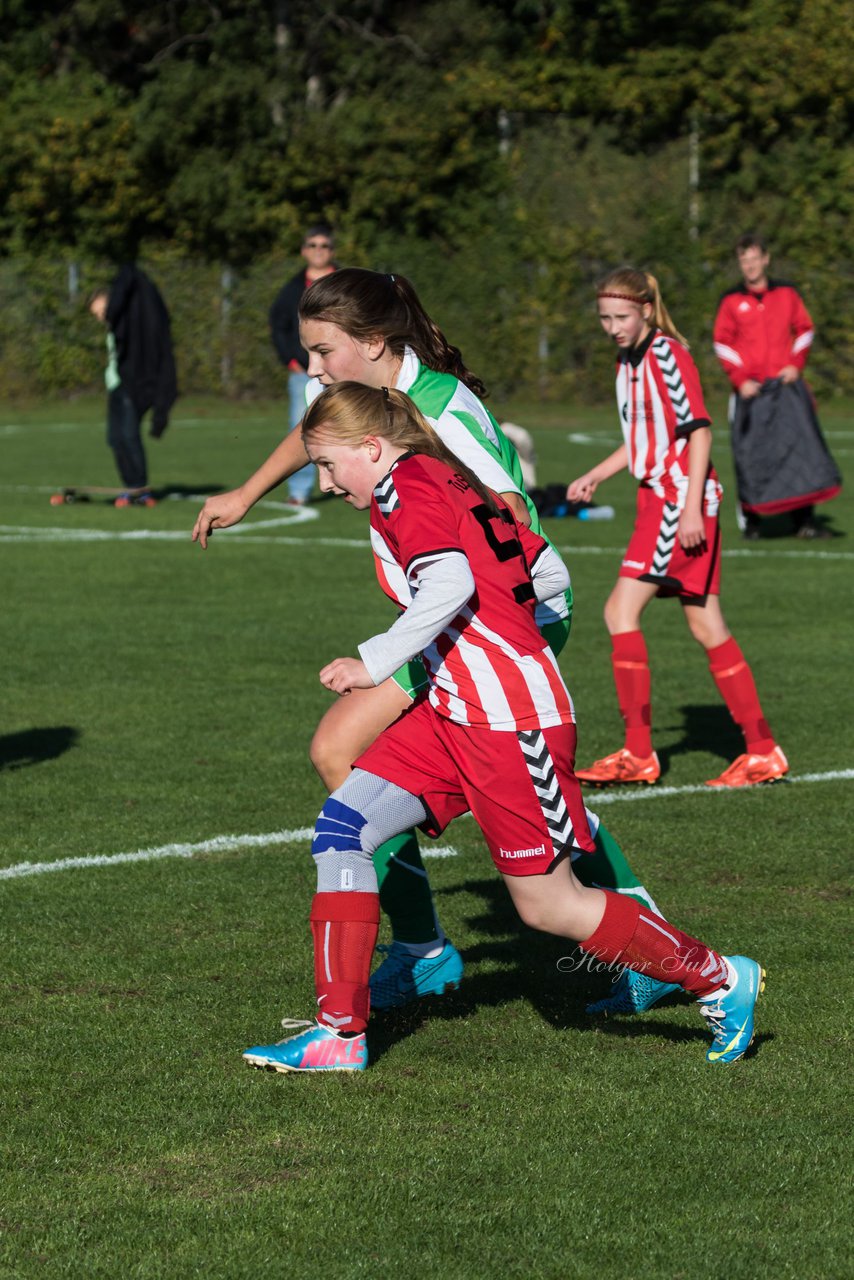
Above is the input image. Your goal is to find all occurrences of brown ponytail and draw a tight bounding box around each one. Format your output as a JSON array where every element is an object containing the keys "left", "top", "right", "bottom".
[{"left": 299, "top": 268, "right": 489, "bottom": 398}]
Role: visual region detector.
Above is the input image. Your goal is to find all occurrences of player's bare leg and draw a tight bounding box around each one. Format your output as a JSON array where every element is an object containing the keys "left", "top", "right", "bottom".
[{"left": 310, "top": 679, "right": 411, "bottom": 791}]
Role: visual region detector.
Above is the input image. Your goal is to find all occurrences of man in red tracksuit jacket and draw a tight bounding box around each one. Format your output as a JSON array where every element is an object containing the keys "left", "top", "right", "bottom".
[{"left": 714, "top": 234, "right": 835, "bottom": 540}]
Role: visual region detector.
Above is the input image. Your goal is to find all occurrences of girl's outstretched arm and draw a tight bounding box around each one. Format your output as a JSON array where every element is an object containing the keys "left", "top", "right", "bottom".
[
  {"left": 192, "top": 427, "right": 310, "bottom": 547},
  {"left": 567, "top": 443, "right": 628, "bottom": 503}
]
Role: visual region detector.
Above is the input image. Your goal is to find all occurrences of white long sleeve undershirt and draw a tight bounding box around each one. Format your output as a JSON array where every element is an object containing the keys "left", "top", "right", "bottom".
[{"left": 357, "top": 542, "right": 569, "bottom": 687}]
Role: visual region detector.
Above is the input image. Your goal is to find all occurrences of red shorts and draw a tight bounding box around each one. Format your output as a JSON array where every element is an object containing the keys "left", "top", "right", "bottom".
[
  {"left": 355, "top": 698, "right": 594, "bottom": 876},
  {"left": 619, "top": 486, "right": 721, "bottom": 598}
]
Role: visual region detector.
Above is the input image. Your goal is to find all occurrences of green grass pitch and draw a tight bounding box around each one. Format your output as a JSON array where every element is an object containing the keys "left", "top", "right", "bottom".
[{"left": 1, "top": 394, "right": 851, "bottom": 1278}]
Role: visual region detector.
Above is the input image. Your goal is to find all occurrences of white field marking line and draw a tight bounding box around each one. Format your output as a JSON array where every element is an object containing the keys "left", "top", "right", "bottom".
[
  {"left": 0, "top": 833, "right": 459, "bottom": 881},
  {"left": 566, "top": 432, "right": 622, "bottom": 446},
  {"left": 1, "top": 513, "right": 851, "bottom": 560},
  {"left": 0, "top": 417, "right": 281, "bottom": 437},
  {"left": 583, "top": 768, "right": 854, "bottom": 807},
  {"left": 0, "top": 423, "right": 83, "bottom": 437},
  {"left": 555, "top": 544, "right": 854, "bottom": 562},
  {"left": 0, "top": 496, "right": 319, "bottom": 543},
  {"left": 2, "top": 768, "right": 850, "bottom": 883}
]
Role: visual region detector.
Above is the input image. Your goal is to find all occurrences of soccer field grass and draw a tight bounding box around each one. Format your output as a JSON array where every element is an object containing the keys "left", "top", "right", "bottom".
[{"left": 2, "top": 395, "right": 852, "bottom": 1278}]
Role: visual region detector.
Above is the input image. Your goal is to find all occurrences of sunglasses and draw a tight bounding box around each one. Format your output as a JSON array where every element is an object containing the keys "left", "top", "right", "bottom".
[{"left": 305, "top": 241, "right": 333, "bottom": 249}]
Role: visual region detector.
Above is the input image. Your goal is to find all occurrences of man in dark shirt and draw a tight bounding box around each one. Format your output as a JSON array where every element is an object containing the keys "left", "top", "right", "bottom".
[{"left": 269, "top": 224, "right": 336, "bottom": 505}]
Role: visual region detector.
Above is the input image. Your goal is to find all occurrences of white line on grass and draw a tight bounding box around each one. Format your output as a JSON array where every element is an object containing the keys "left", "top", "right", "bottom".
[
  {"left": 586, "top": 768, "right": 854, "bottom": 806},
  {"left": 0, "top": 831, "right": 460, "bottom": 881},
  {"left": 1, "top": 518, "right": 851, "bottom": 560},
  {"left": 0, "top": 496, "right": 318, "bottom": 542},
  {"left": 1, "top": 769, "right": 849, "bottom": 883}
]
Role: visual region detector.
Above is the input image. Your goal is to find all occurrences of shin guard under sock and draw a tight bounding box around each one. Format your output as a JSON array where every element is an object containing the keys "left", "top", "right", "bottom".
[
  {"left": 580, "top": 891, "right": 727, "bottom": 998},
  {"left": 373, "top": 829, "right": 444, "bottom": 947},
  {"left": 611, "top": 631, "right": 653, "bottom": 757},
  {"left": 310, "top": 891, "right": 380, "bottom": 1033},
  {"left": 706, "top": 637, "right": 775, "bottom": 755}
]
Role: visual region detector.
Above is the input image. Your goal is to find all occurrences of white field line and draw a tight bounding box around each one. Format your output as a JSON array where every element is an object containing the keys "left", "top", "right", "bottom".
[
  {"left": 0, "top": 517, "right": 851, "bottom": 560},
  {"left": 0, "top": 495, "right": 319, "bottom": 542},
  {"left": 0, "top": 831, "right": 460, "bottom": 881},
  {"left": 1, "top": 769, "right": 849, "bottom": 883}
]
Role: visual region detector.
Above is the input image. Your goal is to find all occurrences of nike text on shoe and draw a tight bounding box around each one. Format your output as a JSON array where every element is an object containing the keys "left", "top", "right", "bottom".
[
  {"left": 699, "top": 955, "right": 765, "bottom": 1064},
  {"left": 706, "top": 746, "right": 788, "bottom": 788},
  {"left": 369, "top": 940, "right": 464, "bottom": 1011},
  {"left": 575, "top": 749, "right": 661, "bottom": 787},
  {"left": 586, "top": 967, "right": 680, "bottom": 1016},
  {"left": 242, "top": 1020, "right": 368, "bottom": 1072}
]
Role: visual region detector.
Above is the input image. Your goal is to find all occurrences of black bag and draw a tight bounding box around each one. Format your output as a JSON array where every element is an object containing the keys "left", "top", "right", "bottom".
[{"left": 730, "top": 379, "right": 841, "bottom": 514}]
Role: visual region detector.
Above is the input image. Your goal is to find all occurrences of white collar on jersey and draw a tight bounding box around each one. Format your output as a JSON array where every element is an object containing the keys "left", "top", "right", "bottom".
[{"left": 395, "top": 345, "right": 420, "bottom": 393}]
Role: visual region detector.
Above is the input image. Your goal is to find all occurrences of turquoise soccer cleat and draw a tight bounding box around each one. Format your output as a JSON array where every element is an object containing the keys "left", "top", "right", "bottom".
[
  {"left": 586, "top": 967, "right": 680, "bottom": 1016},
  {"left": 242, "top": 1020, "right": 368, "bottom": 1073},
  {"left": 369, "top": 940, "right": 464, "bottom": 1010},
  {"left": 699, "top": 955, "right": 765, "bottom": 1064}
]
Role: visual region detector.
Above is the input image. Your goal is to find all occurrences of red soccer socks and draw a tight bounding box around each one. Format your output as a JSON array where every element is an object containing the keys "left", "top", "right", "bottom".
[
  {"left": 581, "top": 891, "right": 728, "bottom": 999},
  {"left": 611, "top": 631, "right": 653, "bottom": 758},
  {"left": 706, "top": 637, "right": 776, "bottom": 755},
  {"left": 310, "top": 891, "right": 380, "bottom": 1034}
]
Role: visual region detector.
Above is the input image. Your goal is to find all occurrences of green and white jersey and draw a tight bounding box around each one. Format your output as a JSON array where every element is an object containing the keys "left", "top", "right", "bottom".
[{"left": 306, "top": 347, "right": 572, "bottom": 634}]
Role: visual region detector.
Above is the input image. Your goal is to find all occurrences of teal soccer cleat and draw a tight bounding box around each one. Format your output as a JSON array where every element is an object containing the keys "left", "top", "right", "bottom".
[
  {"left": 699, "top": 955, "right": 765, "bottom": 1064},
  {"left": 369, "top": 940, "right": 464, "bottom": 1010},
  {"left": 242, "top": 1020, "right": 368, "bottom": 1073},
  {"left": 586, "top": 967, "right": 680, "bottom": 1016}
]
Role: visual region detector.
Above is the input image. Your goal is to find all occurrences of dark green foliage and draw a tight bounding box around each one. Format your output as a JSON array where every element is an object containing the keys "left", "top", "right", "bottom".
[{"left": 0, "top": 1, "right": 851, "bottom": 397}]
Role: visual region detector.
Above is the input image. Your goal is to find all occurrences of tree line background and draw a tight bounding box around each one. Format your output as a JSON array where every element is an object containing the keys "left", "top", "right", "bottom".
[{"left": 0, "top": 0, "right": 851, "bottom": 403}]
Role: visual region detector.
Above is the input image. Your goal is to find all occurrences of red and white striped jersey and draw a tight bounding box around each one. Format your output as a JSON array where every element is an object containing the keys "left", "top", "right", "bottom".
[
  {"left": 615, "top": 330, "right": 721, "bottom": 513},
  {"left": 369, "top": 453, "right": 575, "bottom": 732}
]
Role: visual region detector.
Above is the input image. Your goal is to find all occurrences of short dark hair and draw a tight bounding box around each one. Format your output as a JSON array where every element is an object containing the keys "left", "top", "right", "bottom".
[
  {"left": 302, "top": 222, "right": 334, "bottom": 246},
  {"left": 736, "top": 233, "right": 767, "bottom": 254}
]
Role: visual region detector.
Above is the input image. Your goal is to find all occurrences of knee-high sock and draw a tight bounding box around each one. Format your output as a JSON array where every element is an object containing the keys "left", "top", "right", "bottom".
[
  {"left": 373, "top": 830, "right": 444, "bottom": 948},
  {"left": 580, "top": 892, "right": 728, "bottom": 998},
  {"left": 611, "top": 631, "right": 652, "bottom": 757},
  {"left": 572, "top": 822, "right": 663, "bottom": 916},
  {"left": 310, "top": 891, "right": 380, "bottom": 1034},
  {"left": 706, "top": 637, "right": 775, "bottom": 754}
]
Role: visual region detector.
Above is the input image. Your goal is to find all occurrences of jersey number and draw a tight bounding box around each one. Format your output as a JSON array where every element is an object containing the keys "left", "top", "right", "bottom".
[{"left": 470, "top": 503, "right": 535, "bottom": 605}]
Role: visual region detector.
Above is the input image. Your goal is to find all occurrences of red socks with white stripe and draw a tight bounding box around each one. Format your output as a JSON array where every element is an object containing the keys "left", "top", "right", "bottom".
[
  {"left": 706, "top": 638, "right": 776, "bottom": 755},
  {"left": 611, "top": 631, "right": 653, "bottom": 757},
  {"left": 581, "top": 891, "right": 728, "bottom": 998},
  {"left": 310, "top": 891, "right": 380, "bottom": 1034},
  {"left": 612, "top": 631, "right": 775, "bottom": 758}
]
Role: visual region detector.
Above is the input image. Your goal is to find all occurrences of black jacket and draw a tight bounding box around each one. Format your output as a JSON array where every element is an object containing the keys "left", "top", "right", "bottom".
[
  {"left": 730, "top": 378, "right": 842, "bottom": 513},
  {"left": 107, "top": 264, "right": 178, "bottom": 437},
  {"left": 269, "top": 269, "right": 310, "bottom": 369}
]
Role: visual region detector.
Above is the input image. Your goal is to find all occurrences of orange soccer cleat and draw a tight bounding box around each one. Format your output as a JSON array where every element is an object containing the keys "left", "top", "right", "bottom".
[
  {"left": 575, "top": 748, "right": 661, "bottom": 786},
  {"left": 705, "top": 745, "right": 789, "bottom": 788}
]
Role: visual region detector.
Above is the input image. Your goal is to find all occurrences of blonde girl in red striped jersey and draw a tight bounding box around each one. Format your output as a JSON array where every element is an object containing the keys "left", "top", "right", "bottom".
[
  {"left": 241, "top": 383, "right": 766, "bottom": 1073},
  {"left": 568, "top": 268, "right": 787, "bottom": 789}
]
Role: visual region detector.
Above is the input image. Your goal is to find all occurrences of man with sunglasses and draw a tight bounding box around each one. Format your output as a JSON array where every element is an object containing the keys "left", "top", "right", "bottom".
[{"left": 270, "top": 223, "right": 337, "bottom": 505}]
